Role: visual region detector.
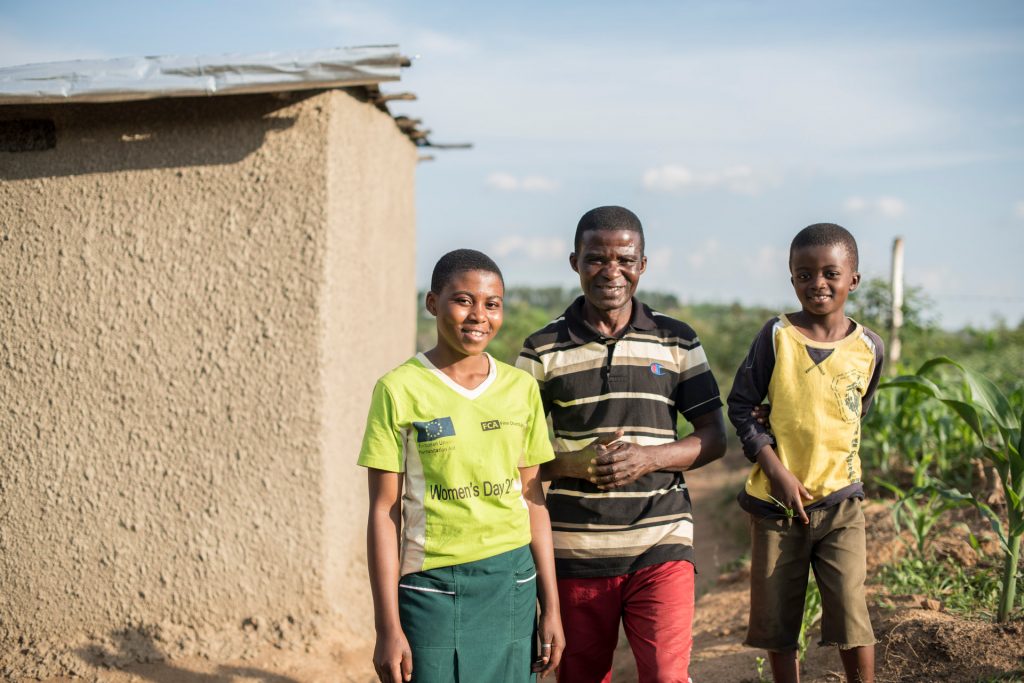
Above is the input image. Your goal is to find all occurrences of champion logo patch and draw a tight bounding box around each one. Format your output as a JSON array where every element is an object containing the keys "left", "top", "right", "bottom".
[{"left": 649, "top": 362, "right": 666, "bottom": 376}]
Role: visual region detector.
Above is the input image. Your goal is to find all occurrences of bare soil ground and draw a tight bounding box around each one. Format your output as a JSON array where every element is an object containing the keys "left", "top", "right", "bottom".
[{"left": 31, "top": 455, "right": 1024, "bottom": 683}]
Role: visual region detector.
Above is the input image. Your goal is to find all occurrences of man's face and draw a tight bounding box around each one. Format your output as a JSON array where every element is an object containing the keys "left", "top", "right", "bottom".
[{"left": 570, "top": 229, "right": 647, "bottom": 314}]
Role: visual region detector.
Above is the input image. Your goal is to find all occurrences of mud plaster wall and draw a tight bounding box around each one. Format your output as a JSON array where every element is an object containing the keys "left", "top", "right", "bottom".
[
  {"left": 0, "top": 90, "right": 417, "bottom": 664},
  {"left": 321, "top": 90, "right": 417, "bottom": 625}
]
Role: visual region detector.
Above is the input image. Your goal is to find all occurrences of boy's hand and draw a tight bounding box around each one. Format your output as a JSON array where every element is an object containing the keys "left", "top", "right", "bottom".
[
  {"left": 532, "top": 609, "right": 565, "bottom": 677},
  {"left": 767, "top": 466, "right": 813, "bottom": 524},
  {"left": 373, "top": 628, "right": 413, "bottom": 683},
  {"left": 757, "top": 446, "right": 812, "bottom": 524}
]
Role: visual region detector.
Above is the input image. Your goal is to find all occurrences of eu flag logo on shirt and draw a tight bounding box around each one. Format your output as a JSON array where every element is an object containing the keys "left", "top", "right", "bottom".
[{"left": 414, "top": 417, "right": 456, "bottom": 442}]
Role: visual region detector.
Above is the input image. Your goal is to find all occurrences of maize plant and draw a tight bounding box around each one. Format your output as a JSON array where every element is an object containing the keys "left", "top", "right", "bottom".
[{"left": 883, "top": 357, "right": 1023, "bottom": 622}]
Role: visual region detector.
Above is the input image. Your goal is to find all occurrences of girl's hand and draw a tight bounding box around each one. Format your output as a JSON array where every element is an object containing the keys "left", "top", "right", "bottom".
[
  {"left": 532, "top": 608, "right": 565, "bottom": 678},
  {"left": 373, "top": 628, "right": 413, "bottom": 683}
]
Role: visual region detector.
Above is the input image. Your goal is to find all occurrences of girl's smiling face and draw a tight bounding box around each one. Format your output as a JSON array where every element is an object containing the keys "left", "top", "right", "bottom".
[{"left": 425, "top": 269, "right": 504, "bottom": 358}]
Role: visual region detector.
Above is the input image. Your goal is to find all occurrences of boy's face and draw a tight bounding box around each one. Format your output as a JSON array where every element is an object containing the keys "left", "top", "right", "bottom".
[
  {"left": 789, "top": 243, "right": 860, "bottom": 318},
  {"left": 425, "top": 269, "right": 504, "bottom": 358},
  {"left": 570, "top": 228, "right": 647, "bottom": 314}
]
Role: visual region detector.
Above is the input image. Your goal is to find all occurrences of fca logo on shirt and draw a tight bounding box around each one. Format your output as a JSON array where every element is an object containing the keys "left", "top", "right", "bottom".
[{"left": 413, "top": 417, "right": 456, "bottom": 442}]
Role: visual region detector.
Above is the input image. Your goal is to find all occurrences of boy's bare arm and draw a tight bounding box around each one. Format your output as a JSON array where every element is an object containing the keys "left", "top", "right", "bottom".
[
  {"left": 367, "top": 469, "right": 413, "bottom": 683},
  {"left": 755, "top": 445, "right": 812, "bottom": 524},
  {"left": 587, "top": 410, "right": 728, "bottom": 489}
]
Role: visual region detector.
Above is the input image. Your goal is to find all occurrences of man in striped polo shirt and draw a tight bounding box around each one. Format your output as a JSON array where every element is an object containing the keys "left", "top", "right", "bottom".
[{"left": 516, "top": 206, "right": 727, "bottom": 682}]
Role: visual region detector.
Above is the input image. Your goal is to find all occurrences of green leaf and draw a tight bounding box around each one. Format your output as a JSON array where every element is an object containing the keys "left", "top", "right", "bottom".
[
  {"left": 874, "top": 478, "right": 905, "bottom": 498},
  {"left": 918, "top": 357, "right": 1019, "bottom": 432},
  {"left": 927, "top": 485, "right": 1009, "bottom": 552},
  {"left": 880, "top": 375, "right": 941, "bottom": 398},
  {"left": 1017, "top": 406, "right": 1024, "bottom": 461}
]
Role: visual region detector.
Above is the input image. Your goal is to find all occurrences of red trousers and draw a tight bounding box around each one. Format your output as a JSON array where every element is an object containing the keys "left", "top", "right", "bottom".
[{"left": 556, "top": 560, "right": 695, "bottom": 683}]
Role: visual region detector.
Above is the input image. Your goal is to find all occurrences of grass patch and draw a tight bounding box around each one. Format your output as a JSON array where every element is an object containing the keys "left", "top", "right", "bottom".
[{"left": 874, "top": 555, "right": 1024, "bottom": 620}]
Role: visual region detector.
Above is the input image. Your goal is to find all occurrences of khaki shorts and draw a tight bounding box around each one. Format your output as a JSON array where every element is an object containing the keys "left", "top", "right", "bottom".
[{"left": 746, "top": 497, "right": 875, "bottom": 652}]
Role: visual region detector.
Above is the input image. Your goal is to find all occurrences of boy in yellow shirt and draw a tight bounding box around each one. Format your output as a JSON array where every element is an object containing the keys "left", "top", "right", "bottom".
[{"left": 727, "top": 224, "right": 883, "bottom": 683}]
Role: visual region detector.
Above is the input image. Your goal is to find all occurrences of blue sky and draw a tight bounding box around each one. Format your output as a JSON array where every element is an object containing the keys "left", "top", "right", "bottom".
[{"left": 2, "top": 1, "right": 1023, "bottom": 328}]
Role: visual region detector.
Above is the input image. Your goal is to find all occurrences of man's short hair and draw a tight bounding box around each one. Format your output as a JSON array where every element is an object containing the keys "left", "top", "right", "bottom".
[
  {"left": 790, "top": 223, "right": 859, "bottom": 270},
  {"left": 430, "top": 249, "right": 504, "bottom": 293},
  {"left": 574, "top": 206, "right": 645, "bottom": 254}
]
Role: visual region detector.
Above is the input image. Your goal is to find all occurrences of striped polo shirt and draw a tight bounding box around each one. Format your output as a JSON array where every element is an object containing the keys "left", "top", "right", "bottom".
[{"left": 516, "top": 297, "right": 722, "bottom": 578}]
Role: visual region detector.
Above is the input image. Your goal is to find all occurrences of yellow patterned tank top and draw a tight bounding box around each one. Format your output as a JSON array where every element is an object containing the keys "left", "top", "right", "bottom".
[{"left": 745, "top": 314, "right": 879, "bottom": 504}]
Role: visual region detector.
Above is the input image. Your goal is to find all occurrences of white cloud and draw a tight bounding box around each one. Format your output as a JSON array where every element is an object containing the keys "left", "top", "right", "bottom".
[
  {"left": 493, "top": 235, "right": 567, "bottom": 261},
  {"left": 843, "top": 196, "right": 907, "bottom": 218},
  {"left": 876, "top": 196, "right": 907, "bottom": 218},
  {"left": 912, "top": 265, "right": 958, "bottom": 293},
  {"left": 0, "top": 28, "right": 107, "bottom": 67},
  {"left": 412, "top": 28, "right": 476, "bottom": 56},
  {"left": 486, "top": 172, "right": 559, "bottom": 192},
  {"left": 685, "top": 240, "right": 720, "bottom": 270},
  {"left": 843, "top": 196, "right": 868, "bottom": 212},
  {"left": 486, "top": 172, "right": 519, "bottom": 191},
  {"left": 306, "top": 1, "right": 476, "bottom": 56},
  {"left": 642, "top": 164, "right": 778, "bottom": 195},
  {"left": 743, "top": 245, "right": 790, "bottom": 281},
  {"left": 645, "top": 247, "right": 674, "bottom": 273},
  {"left": 1015, "top": 201, "right": 1024, "bottom": 219}
]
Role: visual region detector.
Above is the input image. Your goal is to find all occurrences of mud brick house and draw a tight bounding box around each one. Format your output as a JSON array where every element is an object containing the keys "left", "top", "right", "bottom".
[{"left": 0, "top": 46, "right": 427, "bottom": 676}]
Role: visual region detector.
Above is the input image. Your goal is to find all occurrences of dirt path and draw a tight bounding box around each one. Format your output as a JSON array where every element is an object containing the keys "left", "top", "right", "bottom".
[{"left": 32, "top": 455, "right": 895, "bottom": 682}]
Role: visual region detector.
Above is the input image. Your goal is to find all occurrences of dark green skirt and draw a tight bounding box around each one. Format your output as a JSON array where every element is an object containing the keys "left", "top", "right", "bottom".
[{"left": 398, "top": 544, "right": 538, "bottom": 682}]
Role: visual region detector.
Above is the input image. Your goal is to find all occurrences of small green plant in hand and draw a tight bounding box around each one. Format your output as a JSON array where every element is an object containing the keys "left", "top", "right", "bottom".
[{"left": 767, "top": 493, "right": 796, "bottom": 519}]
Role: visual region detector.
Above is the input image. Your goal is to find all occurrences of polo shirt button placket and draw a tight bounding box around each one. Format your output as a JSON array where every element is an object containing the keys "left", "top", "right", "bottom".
[{"left": 604, "top": 338, "right": 627, "bottom": 388}]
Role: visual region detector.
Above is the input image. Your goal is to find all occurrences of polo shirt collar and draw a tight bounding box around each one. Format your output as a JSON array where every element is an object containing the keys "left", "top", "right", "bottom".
[{"left": 564, "top": 295, "right": 657, "bottom": 344}]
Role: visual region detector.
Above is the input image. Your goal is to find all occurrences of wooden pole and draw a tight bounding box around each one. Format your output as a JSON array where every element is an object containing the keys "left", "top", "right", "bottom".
[{"left": 889, "top": 237, "right": 904, "bottom": 372}]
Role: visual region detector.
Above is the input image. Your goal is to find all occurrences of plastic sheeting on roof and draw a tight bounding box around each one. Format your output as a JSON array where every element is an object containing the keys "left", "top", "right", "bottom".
[{"left": 0, "top": 45, "right": 404, "bottom": 105}]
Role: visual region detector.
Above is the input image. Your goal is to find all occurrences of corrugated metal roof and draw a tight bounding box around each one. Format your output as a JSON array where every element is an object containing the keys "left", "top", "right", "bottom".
[
  {"left": 0, "top": 46, "right": 404, "bottom": 104},
  {"left": 0, "top": 45, "right": 469, "bottom": 151}
]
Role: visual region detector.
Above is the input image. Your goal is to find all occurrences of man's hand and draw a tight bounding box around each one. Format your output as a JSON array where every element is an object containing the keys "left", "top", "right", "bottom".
[
  {"left": 543, "top": 430, "right": 624, "bottom": 480},
  {"left": 589, "top": 440, "right": 658, "bottom": 489},
  {"left": 752, "top": 403, "right": 771, "bottom": 429},
  {"left": 373, "top": 628, "right": 413, "bottom": 683}
]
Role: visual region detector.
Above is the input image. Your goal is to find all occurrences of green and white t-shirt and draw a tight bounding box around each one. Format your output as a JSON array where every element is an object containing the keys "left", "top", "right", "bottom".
[{"left": 358, "top": 352, "right": 555, "bottom": 576}]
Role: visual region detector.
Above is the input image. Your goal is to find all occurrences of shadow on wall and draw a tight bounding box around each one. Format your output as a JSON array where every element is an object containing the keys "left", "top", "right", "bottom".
[
  {"left": 76, "top": 629, "right": 302, "bottom": 683},
  {"left": 0, "top": 90, "right": 324, "bottom": 181}
]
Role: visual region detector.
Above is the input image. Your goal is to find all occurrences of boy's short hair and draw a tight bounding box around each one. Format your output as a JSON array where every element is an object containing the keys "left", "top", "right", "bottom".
[
  {"left": 574, "top": 206, "right": 645, "bottom": 254},
  {"left": 790, "top": 223, "right": 859, "bottom": 270},
  {"left": 430, "top": 249, "right": 504, "bottom": 294}
]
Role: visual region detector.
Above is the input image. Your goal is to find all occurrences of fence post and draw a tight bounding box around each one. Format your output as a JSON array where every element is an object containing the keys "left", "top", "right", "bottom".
[{"left": 889, "top": 236, "right": 904, "bottom": 372}]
